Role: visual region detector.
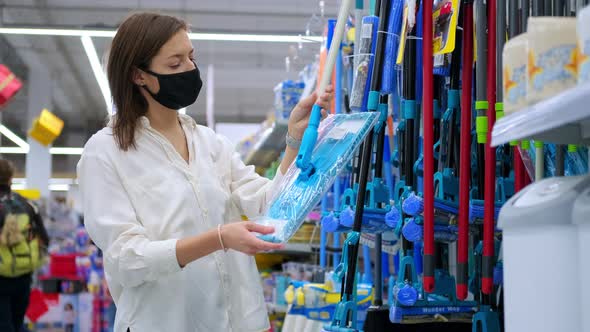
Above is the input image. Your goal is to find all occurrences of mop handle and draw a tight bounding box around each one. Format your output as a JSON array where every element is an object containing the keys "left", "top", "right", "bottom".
[
  {"left": 319, "top": 0, "right": 353, "bottom": 94},
  {"left": 296, "top": 0, "right": 353, "bottom": 174},
  {"left": 422, "top": 0, "right": 435, "bottom": 294},
  {"left": 483, "top": 0, "right": 497, "bottom": 297},
  {"left": 457, "top": 0, "right": 474, "bottom": 301},
  {"left": 355, "top": 0, "right": 364, "bottom": 64},
  {"left": 535, "top": 141, "right": 544, "bottom": 181},
  {"left": 509, "top": 0, "right": 526, "bottom": 193}
]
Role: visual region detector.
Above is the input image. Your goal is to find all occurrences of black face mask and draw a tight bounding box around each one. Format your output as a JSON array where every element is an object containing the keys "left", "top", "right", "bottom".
[{"left": 142, "top": 62, "right": 203, "bottom": 110}]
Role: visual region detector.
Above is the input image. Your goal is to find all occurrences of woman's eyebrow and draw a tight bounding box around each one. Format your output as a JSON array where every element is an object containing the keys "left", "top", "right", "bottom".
[{"left": 167, "top": 48, "right": 195, "bottom": 59}]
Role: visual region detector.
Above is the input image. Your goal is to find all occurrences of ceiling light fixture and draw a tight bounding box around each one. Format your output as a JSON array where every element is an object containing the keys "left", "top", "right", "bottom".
[
  {"left": 0, "top": 125, "right": 30, "bottom": 151},
  {"left": 0, "top": 147, "right": 84, "bottom": 155},
  {"left": 0, "top": 126, "right": 84, "bottom": 155},
  {"left": 0, "top": 27, "right": 323, "bottom": 43},
  {"left": 0, "top": 147, "right": 27, "bottom": 154},
  {"left": 49, "top": 147, "right": 85, "bottom": 155},
  {"left": 11, "top": 183, "right": 70, "bottom": 192},
  {"left": 81, "top": 35, "right": 113, "bottom": 114}
]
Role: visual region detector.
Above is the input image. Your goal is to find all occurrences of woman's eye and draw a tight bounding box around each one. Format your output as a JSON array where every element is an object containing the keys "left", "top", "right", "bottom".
[{"left": 170, "top": 64, "right": 181, "bottom": 69}]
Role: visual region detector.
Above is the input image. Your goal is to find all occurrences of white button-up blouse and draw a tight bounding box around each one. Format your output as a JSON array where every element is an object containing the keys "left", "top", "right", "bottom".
[{"left": 77, "top": 114, "right": 284, "bottom": 332}]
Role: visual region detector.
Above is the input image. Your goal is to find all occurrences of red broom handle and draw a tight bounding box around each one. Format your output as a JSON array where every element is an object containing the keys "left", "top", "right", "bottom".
[
  {"left": 514, "top": 146, "right": 523, "bottom": 192},
  {"left": 483, "top": 0, "right": 497, "bottom": 296},
  {"left": 422, "top": 0, "right": 435, "bottom": 293},
  {"left": 457, "top": 0, "right": 473, "bottom": 301}
]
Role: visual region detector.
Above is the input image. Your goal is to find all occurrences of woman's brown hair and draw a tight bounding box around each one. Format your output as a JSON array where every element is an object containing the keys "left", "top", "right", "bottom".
[{"left": 108, "top": 13, "right": 188, "bottom": 151}]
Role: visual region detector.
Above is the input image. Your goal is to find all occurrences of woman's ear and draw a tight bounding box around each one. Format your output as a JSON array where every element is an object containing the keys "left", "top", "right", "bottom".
[{"left": 132, "top": 67, "right": 147, "bottom": 86}]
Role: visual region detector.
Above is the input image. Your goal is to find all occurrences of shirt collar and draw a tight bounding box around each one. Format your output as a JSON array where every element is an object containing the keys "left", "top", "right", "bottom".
[
  {"left": 108, "top": 113, "right": 197, "bottom": 130},
  {"left": 138, "top": 114, "right": 197, "bottom": 130}
]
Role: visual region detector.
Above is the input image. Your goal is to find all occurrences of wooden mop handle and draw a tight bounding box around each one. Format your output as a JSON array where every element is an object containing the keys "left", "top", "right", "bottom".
[{"left": 319, "top": 0, "right": 353, "bottom": 94}]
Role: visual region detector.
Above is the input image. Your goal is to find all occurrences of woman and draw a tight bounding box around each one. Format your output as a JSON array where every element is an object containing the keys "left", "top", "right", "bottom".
[{"left": 77, "top": 13, "right": 333, "bottom": 332}]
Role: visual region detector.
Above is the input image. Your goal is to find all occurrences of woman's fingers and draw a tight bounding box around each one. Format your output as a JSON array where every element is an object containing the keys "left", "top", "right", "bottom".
[
  {"left": 245, "top": 222, "right": 275, "bottom": 235},
  {"left": 253, "top": 238, "right": 284, "bottom": 252}
]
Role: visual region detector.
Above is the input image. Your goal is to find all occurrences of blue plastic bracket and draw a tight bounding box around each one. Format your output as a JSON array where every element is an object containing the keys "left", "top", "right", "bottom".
[
  {"left": 472, "top": 305, "right": 501, "bottom": 332},
  {"left": 374, "top": 102, "right": 388, "bottom": 132},
  {"left": 333, "top": 231, "right": 361, "bottom": 283},
  {"left": 403, "top": 100, "right": 417, "bottom": 120}
]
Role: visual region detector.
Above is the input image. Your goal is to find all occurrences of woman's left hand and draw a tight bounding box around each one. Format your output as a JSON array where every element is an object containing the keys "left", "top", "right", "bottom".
[{"left": 287, "top": 86, "right": 335, "bottom": 141}]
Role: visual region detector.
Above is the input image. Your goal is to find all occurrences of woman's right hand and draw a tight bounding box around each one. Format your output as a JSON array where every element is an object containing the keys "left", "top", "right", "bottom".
[{"left": 220, "top": 222, "right": 285, "bottom": 255}]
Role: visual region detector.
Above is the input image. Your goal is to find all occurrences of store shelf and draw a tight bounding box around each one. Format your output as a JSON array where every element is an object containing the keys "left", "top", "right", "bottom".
[
  {"left": 267, "top": 303, "right": 288, "bottom": 314},
  {"left": 262, "top": 243, "right": 313, "bottom": 255},
  {"left": 492, "top": 83, "right": 590, "bottom": 147},
  {"left": 244, "top": 122, "right": 288, "bottom": 168}
]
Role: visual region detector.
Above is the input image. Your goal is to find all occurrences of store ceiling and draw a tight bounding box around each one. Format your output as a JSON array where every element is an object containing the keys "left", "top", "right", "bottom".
[{"left": 0, "top": 0, "right": 337, "bottom": 173}]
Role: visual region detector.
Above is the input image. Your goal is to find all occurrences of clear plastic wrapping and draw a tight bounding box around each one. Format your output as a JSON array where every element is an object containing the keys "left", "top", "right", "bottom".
[
  {"left": 519, "top": 143, "right": 589, "bottom": 179},
  {"left": 255, "top": 113, "right": 380, "bottom": 243},
  {"left": 350, "top": 16, "right": 378, "bottom": 111}
]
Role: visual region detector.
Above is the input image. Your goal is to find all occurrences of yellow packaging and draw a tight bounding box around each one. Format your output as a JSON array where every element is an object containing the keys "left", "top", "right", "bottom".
[
  {"left": 28, "top": 109, "right": 64, "bottom": 146},
  {"left": 14, "top": 189, "right": 41, "bottom": 201},
  {"left": 433, "top": 0, "right": 461, "bottom": 55},
  {"left": 396, "top": 4, "right": 410, "bottom": 65}
]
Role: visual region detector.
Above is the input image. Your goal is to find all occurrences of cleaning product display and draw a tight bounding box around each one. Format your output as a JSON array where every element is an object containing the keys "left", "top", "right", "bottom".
[
  {"left": 502, "top": 34, "right": 528, "bottom": 115},
  {"left": 270, "top": 1, "right": 587, "bottom": 331},
  {"left": 526, "top": 17, "right": 578, "bottom": 105},
  {"left": 4, "top": 1, "right": 590, "bottom": 331},
  {"left": 578, "top": 6, "right": 590, "bottom": 84}
]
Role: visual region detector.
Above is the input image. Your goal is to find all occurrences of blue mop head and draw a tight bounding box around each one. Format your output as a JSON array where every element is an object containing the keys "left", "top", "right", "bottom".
[
  {"left": 385, "top": 206, "right": 402, "bottom": 229},
  {"left": 402, "top": 217, "right": 458, "bottom": 243},
  {"left": 256, "top": 113, "right": 380, "bottom": 243},
  {"left": 402, "top": 192, "right": 424, "bottom": 216},
  {"left": 468, "top": 200, "right": 501, "bottom": 222},
  {"left": 322, "top": 212, "right": 341, "bottom": 233},
  {"left": 339, "top": 206, "right": 355, "bottom": 228},
  {"left": 395, "top": 284, "right": 419, "bottom": 306},
  {"left": 380, "top": 0, "right": 404, "bottom": 94},
  {"left": 402, "top": 217, "right": 423, "bottom": 242}
]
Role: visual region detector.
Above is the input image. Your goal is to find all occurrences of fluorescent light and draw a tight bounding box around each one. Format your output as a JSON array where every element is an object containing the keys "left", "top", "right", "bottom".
[
  {"left": 13, "top": 178, "right": 77, "bottom": 185},
  {"left": 10, "top": 183, "right": 25, "bottom": 190},
  {"left": 49, "top": 147, "right": 84, "bottom": 155},
  {"left": 0, "top": 27, "right": 116, "bottom": 38},
  {"left": 0, "top": 126, "right": 84, "bottom": 155},
  {"left": 0, "top": 27, "right": 323, "bottom": 43},
  {"left": 0, "top": 125, "right": 30, "bottom": 150},
  {"left": 11, "top": 183, "right": 70, "bottom": 192},
  {"left": 0, "top": 147, "right": 27, "bottom": 154},
  {"left": 81, "top": 35, "right": 112, "bottom": 115},
  {"left": 12, "top": 178, "right": 75, "bottom": 192},
  {"left": 0, "top": 147, "right": 83, "bottom": 155},
  {"left": 188, "top": 32, "right": 322, "bottom": 43},
  {"left": 49, "top": 184, "right": 70, "bottom": 191}
]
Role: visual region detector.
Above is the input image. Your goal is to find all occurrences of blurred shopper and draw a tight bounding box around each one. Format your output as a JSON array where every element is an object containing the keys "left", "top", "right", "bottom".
[{"left": 0, "top": 159, "right": 49, "bottom": 332}]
